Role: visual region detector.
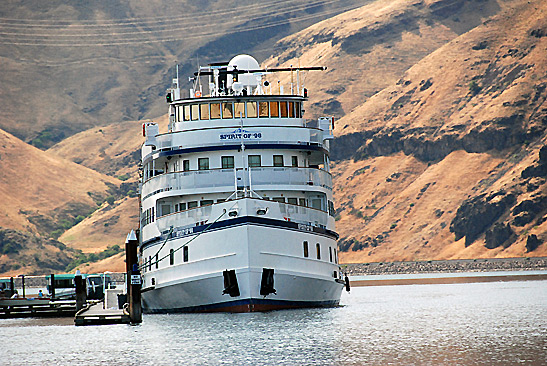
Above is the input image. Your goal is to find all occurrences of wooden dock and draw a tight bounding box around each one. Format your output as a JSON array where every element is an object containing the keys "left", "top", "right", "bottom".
[
  {"left": 0, "top": 298, "right": 77, "bottom": 319},
  {"left": 74, "top": 303, "right": 130, "bottom": 326}
]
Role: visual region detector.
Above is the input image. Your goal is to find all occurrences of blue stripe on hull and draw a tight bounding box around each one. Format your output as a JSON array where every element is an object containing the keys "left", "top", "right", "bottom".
[{"left": 143, "top": 298, "right": 341, "bottom": 313}]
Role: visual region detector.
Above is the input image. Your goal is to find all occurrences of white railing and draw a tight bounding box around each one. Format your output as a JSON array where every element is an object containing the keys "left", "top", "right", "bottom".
[
  {"left": 142, "top": 167, "right": 332, "bottom": 197},
  {"left": 153, "top": 198, "right": 330, "bottom": 232}
]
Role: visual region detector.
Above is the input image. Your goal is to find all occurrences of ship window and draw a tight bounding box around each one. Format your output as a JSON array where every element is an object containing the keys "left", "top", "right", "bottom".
[
  {"left": 198, "top": 158, "right": 209, "bottom": 170},
  {"left": 247, "top": 102, "right": 258, "bottom": 118},
  {"left": 334, "top": 248, "right": 338, "bottom": 264},
  {"left": 200, "top": 200, "right": 213, "bottom": 206},
  {"left": 217, "top": 199, "right": 226, "bottom": 203},
  {"left": 183, "top": 160, "right": 190, "bottom": 171},
  {"left": 273, "top": 155, "right": 284, "bottom": 167},
  {"left": 222, "top": 102, "right": 233, "bottom": 119},
  {"left": 288, "top": 102, "right": 295, "bottom": 118},
  {"left": 178, "top": 202, "right": 186, "bottom": 211},
  {"left": 183, "top": 246, "right": 189, "bottom": 262},
  {"left": 270, "top": 101, "right": 279, "bottom": 117},
  {"left": 272, "top": 197, "right": 285, "bottom": 203},
  {"left": 211, "top": 103, "right": 221, "bottom": 119},
  {"left": 316, "top": 243, "right": 321, "bottom": 260},
  {"left": 329, "top": 247, "right": 333, "bottom": 262},
  {"left": 200, "top": 103, "right": 209, "bottom": 120},
  {"left": 291, "top": 156, "right": 298, "bottom": 167},
  {"left": 160, "top": 204, "right": 171, "bottom": 216},
  {"left": 299, "top": 198, "right": 307, "bottom": 207},
  {"left": 148, "top": 256, "right": 152, "bottom": 271},
  {"left": 184, "top": 105, "right": 190, "bottom": 121},
  {"left": 303, "top": 241, "right": 309, "bottom": 257},
  {"left": 188, "top": 201, "right": 198, "bottom": 209},
  {"left": 234, "top": 102, "right": 245, "bottom": 118},
  {"left": 287, "top": 198, "right": 298, "bottom": 205},
  {"left": 155, "top": 254, "right": 159, "bottom": 269},
  {"left": 170, "top": 249, "right": 174, "bottom": 265},
  {"left": 259, "top": 101, "right": 269, "bottom": 117},
  {"left": 295, "top": 102, "right": 301, "bottom": 118},
  {"left": 222, "top": 156, "right": 235, "bottom": 169},
  {"left": 248, "top": 155, "right": 261, "bottom": 167},
  {"left": 177, "top": 105, "right": 183, "bottom": 122},
  {"left": 191, "top": 104, "right": 199, "bottom": 121},
  {"left": 280, "top": 101, "right": 288, "bottom": 118},
  {"left": 311, "top": 198, "right": 322, "bottom": 210}
]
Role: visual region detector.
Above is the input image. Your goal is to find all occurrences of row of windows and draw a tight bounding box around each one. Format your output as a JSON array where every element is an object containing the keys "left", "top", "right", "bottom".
[
  {"left": 158, "top": 196, "right": 312, "bottom": 217},
  {"left": 144, "top": 154, "right": 300, "bottom": 179},
  {"left": 144, "top": 246, "right": 189, "bottom": 272},
  {"left": 303, "top": 241, "right": 338, "bottom": 263},
  {"left": 175, "top": 101, "right": 302, "bottom": 122}
]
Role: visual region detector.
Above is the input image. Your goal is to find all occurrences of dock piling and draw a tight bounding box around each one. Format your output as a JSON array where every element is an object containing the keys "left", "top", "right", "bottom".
[
  {"left": 75, "top": 275, "right": 87, "bottom": 311},
  {"left": 126, "top": 230, "right": 142, "bottom": 324}
]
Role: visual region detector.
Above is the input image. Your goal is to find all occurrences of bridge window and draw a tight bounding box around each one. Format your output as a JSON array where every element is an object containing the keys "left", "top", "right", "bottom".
[
  {"left": 198, "top": 158, "right": 209, "bottom": 170},
  {"left": 329, "top": 247, "right": 333, "bottom": 262},
  {"left": 184, "top": 105, "right": 190, "bottom": 121},
  {"left": 222, "top": 102, "right": 233, "bottom": 119},
  {"left": 270, "top": 101, "right": 279, "bottom": 117},
  {"left": 211, "top": 103, "right": 221, "bottom": 119},
  {"left": 234, "top": 102, "right": 245, "bottom": 118},
  {"left": 170, "top": 249, "right": 174, "bottom": 265},
  {"left": 222, "top": 156, "right": 235, "bottom": 169},
  {"left": 191, "top": 104, "right": 199, "bottom": 121},
  {"left": 155, "top": 254, "right": 159, "bottom": 269},
  {"left": 303, "top": 241, "right": 309, "bottom": 257},
  {"left": 273, "top": 155, "right": 284, "bottom": 167},
  {"left": 247, "top": 102, "right": 258, "bottom": 118},
  {"left": 280, "top": 101, "right": 288, "bottom": 118},
  {"left": 299, "top": 198, "right": 307, "bottom": 207},
  {"left": 183, "top": 160, "right": 190, "bottom": 171},
  {"left": 272, "top": 197, "right": 285, "bottom": 203},
  {"left": 291, "top": 156, "right": 298, "bottom": 167},
  {"left": 289, "top": 102, "right": 295, "bottom": 118},
  {"left": 248, "top": 155, "right": 261, "bottom": 167},
  {"left": 295, "top": 102, "right": 301, "bottom": 118},
  {"left": 259, "top": 102, "right": 269, "bottom": 117},
  {"left": 200, "top": 200, "right": 213, "bottom": 206},
  {"left": 188, "top": 201, "right": 198, "bottom": 209},
  {"left": 200, "top": 103, "right": 209, "bottom": 120},
  {"left": 287, "top": 198, "right": 298, "bottom": 205}
]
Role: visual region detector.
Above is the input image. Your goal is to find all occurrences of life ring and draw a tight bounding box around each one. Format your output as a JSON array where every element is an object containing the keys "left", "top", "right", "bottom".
[{"left": 195, "top": 91, "right": 202, "bottom": 98}]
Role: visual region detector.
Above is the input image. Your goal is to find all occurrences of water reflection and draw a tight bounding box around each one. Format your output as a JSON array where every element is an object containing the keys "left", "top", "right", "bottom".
[{"left": 1, "top": 280, "right": 545, "bottom": 365}]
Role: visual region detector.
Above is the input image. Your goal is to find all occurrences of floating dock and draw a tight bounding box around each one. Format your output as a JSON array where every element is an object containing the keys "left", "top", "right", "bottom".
[
  {"left": 74, "top": 303, "right": 130, "bottom": 326},
  {"left": 0, "top": 298, "right": 77, "bottom": 319}
]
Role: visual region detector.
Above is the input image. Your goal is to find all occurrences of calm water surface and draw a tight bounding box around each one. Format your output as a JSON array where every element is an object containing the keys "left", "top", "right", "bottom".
[{"left": 1, "top": 279, "right": 545, "bottom": 365}]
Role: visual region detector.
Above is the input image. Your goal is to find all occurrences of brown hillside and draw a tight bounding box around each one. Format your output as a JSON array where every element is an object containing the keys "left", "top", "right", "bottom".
[
  {"left": 329, "top": 0, "right": 547, "bottom": 262},
  {"left": 264, "top": 0, "right": 516, "bottom": 121},
  {"left": 0, "top": 128, "right": 119, "bottom": 235},
  {"left": 0, "top": 0, "right": 365, "bottom": 147},
  {"left": 60, "top": 196, "right": 139, "bottom": 253}
]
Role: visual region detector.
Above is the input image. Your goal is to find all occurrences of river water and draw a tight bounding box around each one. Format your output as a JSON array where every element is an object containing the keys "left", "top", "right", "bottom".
[{"left": 1, "top": 277, "right": 545, "bottom": 365}]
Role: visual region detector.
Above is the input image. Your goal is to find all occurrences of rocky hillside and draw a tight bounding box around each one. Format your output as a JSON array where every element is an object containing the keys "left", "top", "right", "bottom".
[
  {"left": 1, "top": 0, "right": 546, "bottom": 275},
  {"left": 328, "top": 0, "right": 547, "bottom": 262}
]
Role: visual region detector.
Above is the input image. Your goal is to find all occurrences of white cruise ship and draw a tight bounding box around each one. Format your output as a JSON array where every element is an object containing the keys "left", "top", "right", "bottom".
[{"left": 139, "top": 54, "right": 345, "bottom": 312}]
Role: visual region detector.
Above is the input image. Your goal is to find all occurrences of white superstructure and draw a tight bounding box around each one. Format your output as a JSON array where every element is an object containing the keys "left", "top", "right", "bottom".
[{"left": 139, "top": 55, "right": 344, "bottom": 312}]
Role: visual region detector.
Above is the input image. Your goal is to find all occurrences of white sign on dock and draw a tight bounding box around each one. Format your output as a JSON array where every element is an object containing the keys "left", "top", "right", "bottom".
[{"left": 130, "top": 275, "right": 142, "bottom": 285}]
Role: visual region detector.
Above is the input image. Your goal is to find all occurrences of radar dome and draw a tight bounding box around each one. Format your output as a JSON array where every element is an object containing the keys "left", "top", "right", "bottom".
[{"left": 227, "top": 54, "right": 260, "bottom": 88}]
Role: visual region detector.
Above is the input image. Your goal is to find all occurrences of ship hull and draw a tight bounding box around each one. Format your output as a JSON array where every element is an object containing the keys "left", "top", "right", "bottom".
[
  {"left": 142, "top": 269, "right": 343, "bottom": 313},
  {"left": 140, "top": 215, "right": 344, "bottom": 313}
]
